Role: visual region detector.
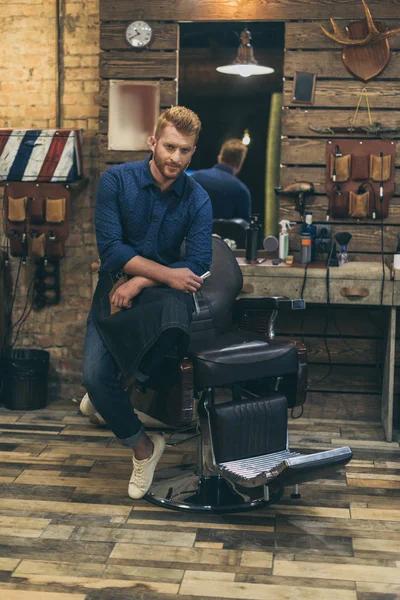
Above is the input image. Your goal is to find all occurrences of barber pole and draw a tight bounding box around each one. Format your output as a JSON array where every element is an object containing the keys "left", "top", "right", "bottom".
[{"left": 0, "top": 129, "right": 83, "bottom": 182}]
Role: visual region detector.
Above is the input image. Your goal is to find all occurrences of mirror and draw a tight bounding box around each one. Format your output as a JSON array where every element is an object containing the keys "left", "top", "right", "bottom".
[{"left": 179, "top": 22, "right": 284, "bottom": 247}]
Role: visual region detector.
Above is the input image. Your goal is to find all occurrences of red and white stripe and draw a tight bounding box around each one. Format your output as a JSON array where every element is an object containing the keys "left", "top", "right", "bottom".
[{"left": 0, "top": 129, "right": 83, "bottom": 182}]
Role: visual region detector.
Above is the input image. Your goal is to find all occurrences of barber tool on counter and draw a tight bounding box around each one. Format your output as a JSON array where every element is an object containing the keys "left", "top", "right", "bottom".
[
  {"left": 275, "top": 182, "right": 315, "bottom": 217},
  {"left": 335, "top": 232, "right": 352, "bottom": 266}
]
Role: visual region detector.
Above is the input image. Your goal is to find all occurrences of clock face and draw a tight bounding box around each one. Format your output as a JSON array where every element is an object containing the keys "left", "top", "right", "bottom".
[{"left": 126, "top": 21, "right": 153, "bottom": 48}]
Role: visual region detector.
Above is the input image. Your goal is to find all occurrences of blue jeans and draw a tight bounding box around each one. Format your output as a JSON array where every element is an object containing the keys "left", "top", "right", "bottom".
[{"left": 82, "top": 312, "right": 144, "bottom": 447}]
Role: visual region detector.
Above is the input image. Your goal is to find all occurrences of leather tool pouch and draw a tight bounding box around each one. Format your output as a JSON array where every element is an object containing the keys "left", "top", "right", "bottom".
[
  {"left": 28, "top": 232, "right": 46, "bottom": 258},
  {"left": 109, "top": 275, "right": 129, "bottom": 315},
  {"left": 4, "top": 183, "right": 71, "bottom": 260},
  {"left": 330, "top": 188, "right": 349, "bottom": 218},
  {"left": 46, "top": 234, "right": 65, "bottom": 260},
  {"left": 208, "top": 393, "right": 287, "bottom": 463},
  {"left": 351, "top": 155, "right": 369, "bottom": 181},
  {"left": 8, "top": 196, "right": 27, "bottom": 222},
  {"left": 326, "top": 140, "right": 394, "bottom": 221},
  {"left": 46, "top": 197, "right": 66, "bottom": 223},
  {"left": 370, "top": 154, "right": 391, "bottom": 182},
  {"left": 28, "top": 196, "right": 45, "bottom": 224},
  {"left": 7, "top": 231, "right": 24, "bottom": 257},
  {"left": 330, "top": 154, "right": 351, "bottom": 182},
  {"left": 349, "top": 190, "right": 370, "bottom": 218}
]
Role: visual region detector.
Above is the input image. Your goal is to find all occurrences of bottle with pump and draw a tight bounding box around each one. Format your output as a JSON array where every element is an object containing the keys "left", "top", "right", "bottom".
[
  {"left": 278, "top": 220, "right": 292, "bottom": 260},
  {"left": 300, "top": 212, "right": 317, "bottom": 261}
]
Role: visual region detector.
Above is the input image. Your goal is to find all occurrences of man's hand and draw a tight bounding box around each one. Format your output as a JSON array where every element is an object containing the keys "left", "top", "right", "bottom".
[
  {"left": 111, "top": 277, "right": 153, "bottom": 309},
  {"left": 166, "top": 268, "right": 203, "bottom": 293}
]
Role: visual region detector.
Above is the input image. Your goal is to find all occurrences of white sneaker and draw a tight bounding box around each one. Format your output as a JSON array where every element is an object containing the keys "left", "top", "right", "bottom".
[
  {"left": 89, "top": 412, "right": 107, "bottom": 426},
  {"left": 80, "top": 393, "right": 97, "bottom": 416},
  {"left": 128, "top": 434, "right": 166, "bottom": 499}
]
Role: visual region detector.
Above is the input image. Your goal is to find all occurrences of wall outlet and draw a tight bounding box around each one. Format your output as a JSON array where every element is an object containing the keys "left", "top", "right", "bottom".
[{"left": 315, "top": 224, "right": 332, "bottom": 256}]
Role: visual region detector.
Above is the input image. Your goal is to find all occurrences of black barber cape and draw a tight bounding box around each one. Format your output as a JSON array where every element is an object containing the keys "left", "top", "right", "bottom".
[{"left": 92, "top": 271, "right": 194, "bottom": 381}]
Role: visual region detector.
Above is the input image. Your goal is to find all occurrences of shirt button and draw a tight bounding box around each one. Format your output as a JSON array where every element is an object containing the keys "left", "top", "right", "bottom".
[{"left": 153, "top": 217, "right": 158, "bottom": 222}]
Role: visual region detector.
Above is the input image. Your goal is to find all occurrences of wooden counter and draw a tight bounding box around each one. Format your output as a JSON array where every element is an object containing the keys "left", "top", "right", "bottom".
[
  {"left": 238, "top": 258, "right": 397, "bottom": 442},
  {"left": 239, "top": 259, "right": 393, "bottom": 306}
]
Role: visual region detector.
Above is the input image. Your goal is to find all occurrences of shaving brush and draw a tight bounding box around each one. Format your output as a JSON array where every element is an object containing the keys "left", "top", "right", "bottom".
[
  {"left": 335, "top": 232, "right": 352, "bottom": 248},
  {"left": 335, "top": 232, "right": 352, "bottom": 265}
]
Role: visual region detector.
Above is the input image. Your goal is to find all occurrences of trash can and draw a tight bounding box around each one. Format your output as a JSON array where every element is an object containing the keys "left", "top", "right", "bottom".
[{"left": 0, "top": 349, "right": 50, "bottom": 410}]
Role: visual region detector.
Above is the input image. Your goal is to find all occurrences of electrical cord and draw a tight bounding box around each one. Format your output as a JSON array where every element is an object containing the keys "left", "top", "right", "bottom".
[
  {"left": 7, "top": 275, "right": 35, "bottom": 351},
  {"left": 3, "top": 254, "right": 23, "bottom": 351},
  {"left": 291, "top": 405, "right": 303, "bottom": 419},
  {"left": 300, "top": 263, "right": 308, "bottom": 299},
  {"left": 304, "top": 241, "right": 336, "bottom": 391},
  {"left": 360, "top": 180, "right": 385, "bottom": 307}
]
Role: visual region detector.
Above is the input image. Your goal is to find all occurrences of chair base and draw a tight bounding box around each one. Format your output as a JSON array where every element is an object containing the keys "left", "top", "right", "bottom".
[{"left": 145, "top": 464, "right": 283, "bottom": 513}]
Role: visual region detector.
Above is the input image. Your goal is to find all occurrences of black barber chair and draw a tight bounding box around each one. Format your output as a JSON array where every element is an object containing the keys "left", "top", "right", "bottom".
[
  {"left": 134, "top": 237, "right": 352, "bottom": 512},
  {"left": 212, "top": 218, "right": 249, "bottom": 248}
]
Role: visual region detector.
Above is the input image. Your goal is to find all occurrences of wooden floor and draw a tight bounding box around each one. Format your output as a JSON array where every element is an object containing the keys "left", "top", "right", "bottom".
[{"left": 0, "top": 401, "right": 399, "bottom": 600}]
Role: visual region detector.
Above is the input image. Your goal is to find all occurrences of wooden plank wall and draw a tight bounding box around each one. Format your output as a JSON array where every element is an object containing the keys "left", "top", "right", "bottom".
[
  {"left": 99, "top": 0, "right": 400, "bottom": 427},
  {"left": 281, "top": 20, "right": 400, "bottom": 258},
  {"left": 280, "top": 16, "right": 400, "bottom": 425},
  {"left": 98, "top": 19, "right": 179, "bottom": 173}
]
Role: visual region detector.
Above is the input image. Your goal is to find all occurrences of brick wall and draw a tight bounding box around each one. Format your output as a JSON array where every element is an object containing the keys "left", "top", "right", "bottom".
[{"left": 0, "top": 0, "right": 100, "bottom": 401}]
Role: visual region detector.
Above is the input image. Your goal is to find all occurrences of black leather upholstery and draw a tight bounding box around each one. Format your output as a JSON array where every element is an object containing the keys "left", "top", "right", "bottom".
[
  {"left": 212, "top": 218, "right": 249, "bottom": 248},
  {"left": 208, "top": 393, "right": 287, "bottom": 463},
  {"left": 187, "top": 237, "right": 299, "bottom": 388},
  {"left": 189, "top": 236, "right": 243, "bottom": 349},
  {"left": 192, "top": 331, "right": 298, "bottom": 388}
]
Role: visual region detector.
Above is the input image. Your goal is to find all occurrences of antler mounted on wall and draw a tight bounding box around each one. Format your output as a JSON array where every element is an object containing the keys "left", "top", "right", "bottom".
[{"left": 320, "top": 0, "right": 400, "bottom": 82}]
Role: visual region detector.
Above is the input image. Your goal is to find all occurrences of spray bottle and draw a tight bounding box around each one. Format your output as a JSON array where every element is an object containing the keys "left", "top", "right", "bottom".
[{"left": 279, "top": 220, "right": 292, "bottom": 260}]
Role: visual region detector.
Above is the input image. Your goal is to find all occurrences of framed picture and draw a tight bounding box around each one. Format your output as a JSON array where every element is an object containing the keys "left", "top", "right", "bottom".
[{"left": 292, "top": 71, "right": 316, "bottom": 105}]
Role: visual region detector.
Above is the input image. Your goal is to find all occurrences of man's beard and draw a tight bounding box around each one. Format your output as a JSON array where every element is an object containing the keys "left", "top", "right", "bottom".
[{"left": 153, "top": 151, "right": 190, "bottom": 180}]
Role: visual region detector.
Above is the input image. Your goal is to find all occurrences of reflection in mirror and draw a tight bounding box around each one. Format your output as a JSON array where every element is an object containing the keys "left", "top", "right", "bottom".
[{"left": 179, "top": 22, "right": 284, "bottom": 248}]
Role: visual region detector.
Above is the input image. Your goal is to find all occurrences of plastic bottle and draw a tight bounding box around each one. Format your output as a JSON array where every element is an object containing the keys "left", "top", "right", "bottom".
[
  {"left": 278, "top": 220, "right": 292, "bottom": 260},
  {"left": 300, "top": 212, "right": 317, "bottom": 261},
  {"left": 300, "top": 233, "right": 312, "bottom": 264}
]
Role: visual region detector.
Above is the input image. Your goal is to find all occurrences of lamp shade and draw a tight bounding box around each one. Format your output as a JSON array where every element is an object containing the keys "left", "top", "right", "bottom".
[{"left": 216, "top": 28, "right": 274, "bottom": 78}]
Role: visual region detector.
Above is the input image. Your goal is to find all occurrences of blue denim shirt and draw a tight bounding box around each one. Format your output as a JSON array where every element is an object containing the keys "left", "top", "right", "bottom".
[
  {"left": 95, "top": 156, "right": 213, "bottom": 276},
  {"left": 192, "top": 163, "right": 252, "bottom": 222}
]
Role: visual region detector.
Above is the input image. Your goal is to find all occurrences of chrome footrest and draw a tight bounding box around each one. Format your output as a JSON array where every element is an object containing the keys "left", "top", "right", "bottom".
[
  {"left": 216, "top": 446, "right": 353, "bottom": 488},
  {"left": 218, "top": 450, "right": 301, "bottom": 485}
]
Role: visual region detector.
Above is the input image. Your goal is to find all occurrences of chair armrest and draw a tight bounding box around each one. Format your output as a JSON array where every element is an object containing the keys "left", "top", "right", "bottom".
[{"left": 233, "top": 296, "right": 306, "bottom": 320}]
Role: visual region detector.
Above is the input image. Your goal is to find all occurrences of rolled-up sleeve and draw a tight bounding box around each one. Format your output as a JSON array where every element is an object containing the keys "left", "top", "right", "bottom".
[
  {"left": 169, "top": 194, "right": 213, "bottom": 276},
  {"left": 95, "top": 169, "right": 138, "bottom": 272}
]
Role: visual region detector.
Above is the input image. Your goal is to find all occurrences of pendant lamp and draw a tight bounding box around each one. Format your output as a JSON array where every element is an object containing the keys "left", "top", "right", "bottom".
[{"left": 216, "top": 28, "right": 274, "bottom": 78}]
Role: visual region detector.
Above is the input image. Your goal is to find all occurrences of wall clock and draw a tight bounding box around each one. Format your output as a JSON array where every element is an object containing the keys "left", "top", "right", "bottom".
[{"left": 126, "top": 21, "right": 153, "bottom": 48}]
